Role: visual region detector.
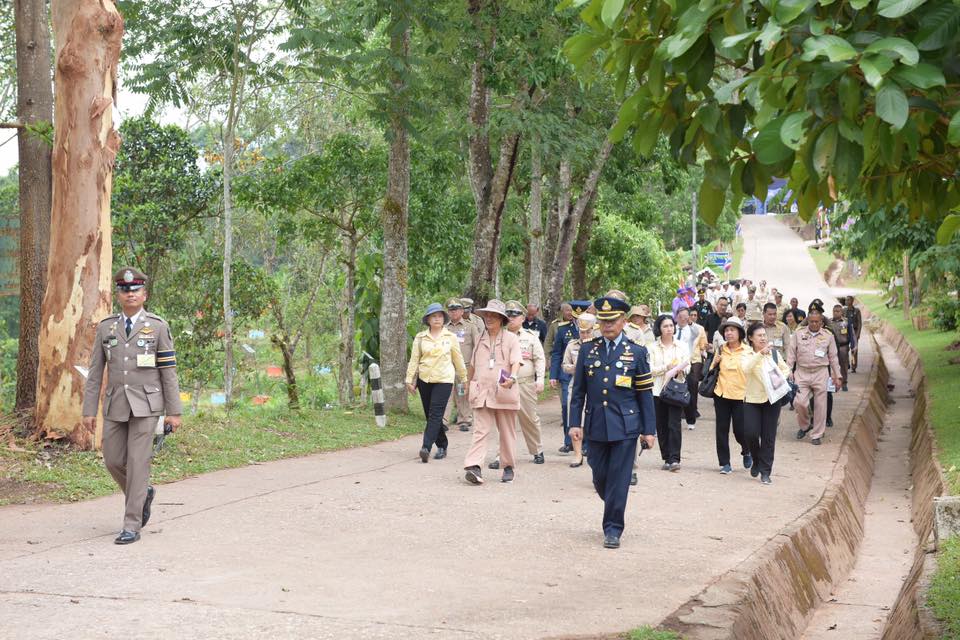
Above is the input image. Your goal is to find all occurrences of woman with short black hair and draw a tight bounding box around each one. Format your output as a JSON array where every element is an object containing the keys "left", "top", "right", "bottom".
[
  {"left": 647, "top": 314, "right": 690, "bottom": 471},
  {"left": 743, "top": 322, "right": 790, "bottom": 485},
  {"left": 708, "top": 320, "right": 753, "bottom": 474}
]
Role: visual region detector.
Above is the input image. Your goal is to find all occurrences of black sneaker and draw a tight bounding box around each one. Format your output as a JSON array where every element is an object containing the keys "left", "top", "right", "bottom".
[
  {"left": 464, "top": 466, "right": 484, "bottom": 484},
  {"left": 558, "top": 444, "right": 573, "bottom": 455},
  {"left": 761, "top": 474, "right": 772, "bottom": 485},
  {"left": 433, "top": 447, "right": 447, "bottom": 460},
  {"left": 533, "top": 452, "right": 545, "bottom": 464},
  {"left": 501, "top": 466, "right": 514, "bottom": 483},
  {"left": 419, "top": 447, "right": 429, "bottom": 463},
  {"left": 488, "top": 458, "right": 500, "bottom": 470},
  {"left": 743, "top": 454, "right": 753, "bottom": 469}
]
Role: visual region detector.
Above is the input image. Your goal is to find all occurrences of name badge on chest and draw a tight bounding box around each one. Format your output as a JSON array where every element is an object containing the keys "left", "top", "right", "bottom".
[
  {"left": 814, "top": 349, "right": 826, "bottom": 358},
  {"left": 137, "top": 353, "right": 156, "bottom": 368}
]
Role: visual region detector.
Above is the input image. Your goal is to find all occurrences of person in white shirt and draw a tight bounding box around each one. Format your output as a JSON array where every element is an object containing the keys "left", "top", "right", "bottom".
[{"left": 647, "top": 314, "right": 691, "bottom": 471}]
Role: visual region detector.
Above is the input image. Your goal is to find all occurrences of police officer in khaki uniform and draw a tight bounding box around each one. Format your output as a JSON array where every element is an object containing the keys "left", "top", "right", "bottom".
[
  {"left": 82, "top": 268, "right": 182, "bottom": 544},
  {"left": 461, "top": 297, "right": 486, "bottom": 334},
  {"left": 761, "top": 302, "right": 791, "bottom": 361},
  {"left": 490, "top": 301, "right": 546, "bottom": 468},
  {"left": 744, "top": 286, "right": 764, "bottom": 323},
  {"left": 444, "top": 298, "right": 480, "bottom": 431},
  {"left": 787, "top": 308, "right": 841, "bottom": 446}
]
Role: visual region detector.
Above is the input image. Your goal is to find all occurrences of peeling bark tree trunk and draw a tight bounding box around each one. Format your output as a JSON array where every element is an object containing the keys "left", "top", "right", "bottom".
[
  {"left": 526, "top": 136, "right": 543, "bottom": 309},
  {"left": 271, "top": 333, "right": 299, "bottom": 409},
  {"left": 14, "top": 0, "right": 54, "bottom": 416},
  {"left": 543, "top": 139, "right": 613, "bottom": 323},
  {"left": 571, "top": 198, "right": 596, "bottom": 299},
  {"left": 35, "top": 0, "right": 122, "bottom": 447},
  {"left": 337, "top": 233, "right": 357, "bottom": 407},
  {"left": 379, "top": 20, "right": 410, "bottom": 412},
  {"left": 542, "top": 178, "right": 560, "bottom": 318}
]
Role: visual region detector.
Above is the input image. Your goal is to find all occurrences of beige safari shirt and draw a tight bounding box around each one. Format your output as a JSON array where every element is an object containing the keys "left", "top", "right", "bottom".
[
  {"left": 763, "top": 321, "right": 791, "bottom": 360},
  {"left": 787, "top": 326, "right": 841, "bottom": 374},
  {"left": 624, "top": 322, "right": 654, "bottom": 347},
  {"left": 446, "top": 318, "right": 480, "bottom": 362},
  {"left": 82, "top": 311, "right": 183, "bottom": 421},
  {"left": 468, "top": 330, "right": 522, "bottom": 410},
  {"left": 513, "top": 327, "right": 545, "bottom": 383}
]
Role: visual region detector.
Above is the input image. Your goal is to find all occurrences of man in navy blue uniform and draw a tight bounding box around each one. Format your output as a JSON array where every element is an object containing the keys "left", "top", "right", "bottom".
[
  {"left": 550, "top": 300, "right": 592, "bottom": 454},
  {"left": 568, "top": 296, "right": 656, "bottom": 549}
]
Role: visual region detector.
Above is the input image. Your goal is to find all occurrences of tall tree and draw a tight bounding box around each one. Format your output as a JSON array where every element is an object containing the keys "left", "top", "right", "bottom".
[
  {"left": 379, "top": 13, "right": 411, "bottom": 412},
  {"left": 35, "top": 0, "right": 122, "bottom": 446},
  {"left": 13, "top": 0, "right": 53, "bottom": 415},
  {"left": 526, "top": 135, "right": 544, "bottom": 308}
]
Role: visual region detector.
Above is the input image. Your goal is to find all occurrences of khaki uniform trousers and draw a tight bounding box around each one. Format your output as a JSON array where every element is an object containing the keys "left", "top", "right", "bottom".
[
  {"left": 795, "top": 366, "right": 829, "bottom": 439},
  {"left": 443, "top": 384, "right": 472, "bottom": 427},
  {"left": 837, "top": 344, "right": 850, "bottom": 386},
  {"left": 102, "top": 415, "right": 156, "bottom": 532},
  {"left": 516, "top": 380, "right": 543, "bottom": 455},
  {"left": 464, "top": 406, "right": 518, "bottom": 470}
]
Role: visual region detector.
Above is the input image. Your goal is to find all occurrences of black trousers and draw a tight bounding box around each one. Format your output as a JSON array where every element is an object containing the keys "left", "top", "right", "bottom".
[
  {"left": 654, "top": 396, "right": 683, "bottom": 463},
  {"left": 684, "top": 363, "right": 703, "bottom": 424},
  {"left": 417, "top": 380, "right": 452, "bottom": 451},
  {"left": 586, "top": 437, "right": 638, "bottom": 538},
  {"left": 714, "top": 396, "right": 746, "bottom": 466},
  {"left": 743, "top": 401, "right": 781, "bottom": 476}
]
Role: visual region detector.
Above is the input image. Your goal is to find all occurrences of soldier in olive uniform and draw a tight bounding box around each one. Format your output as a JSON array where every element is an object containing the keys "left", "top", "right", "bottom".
[
  {"left": 82, "top": 268, "right": 182, "bottom": 545},
  {"left": 845, "top": 296, "right": 863, "bottom": 373},
  {"left": 490, "top": 301, "right": 546, "bottom": 468},
  {"left": 444, "top": 298, "right": 480, "bottom": 431},
  {"left": 568, "top": 296, "right": 656, "bottom": 548}
]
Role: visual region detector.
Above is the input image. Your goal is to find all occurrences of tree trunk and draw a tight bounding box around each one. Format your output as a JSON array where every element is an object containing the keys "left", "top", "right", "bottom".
[
  {"left": 271, "top": 334, "right": 299, "bottom": 410},
  {"left": 542, "top": 177, "right": 560, "bottom": 317},
  {"left": 35, "top": 0, "right": 122, "bottom": 447},
  {"left": 379, "top": 21, "right": 410, "bottom": 412},
  {"left": 14, "top": 0, "right": 54, "bottom": 417},
  {"left": 337, "top": 233, "right": 357, "bottom": 406},
  {"left": 526, "top": 135, "right": 543, "bottom": 309},
  {"left": 543, "top": 139, "right": 614, "bottom": 322},
  {"left": 222, "top": 128, "right": 235, "bottom": 403},
  {"left": 571, "top": 198, "right": 597, "bottom": 299}
]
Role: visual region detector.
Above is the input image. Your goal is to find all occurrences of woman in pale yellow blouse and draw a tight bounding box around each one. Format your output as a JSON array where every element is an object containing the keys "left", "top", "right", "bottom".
[
  {"left": 743, "top": 322, "right": 791, "bottom": 485},
  {"left": 709, "top": 320, "right": 754, "bottom": 474},
  {"left": 406, "top": 303, "right": 467, "bottom": 463}
]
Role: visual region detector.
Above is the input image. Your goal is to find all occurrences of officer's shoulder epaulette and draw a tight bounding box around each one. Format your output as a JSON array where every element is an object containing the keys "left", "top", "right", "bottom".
[
  {"left": 144, "top": 311, "right": 166, "bottom": 322},
  {"left": 98, "top": 314, "right": 119, "bottom": 324},
  {"left": 627, "top": 322, "right": 641, "bottom": 329},
  {"left": 591, "top": 336, "right": 604, "bottom": 344}
]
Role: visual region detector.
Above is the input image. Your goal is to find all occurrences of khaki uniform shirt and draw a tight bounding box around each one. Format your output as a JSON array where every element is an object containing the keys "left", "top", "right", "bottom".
[
  {"left": 624, "top": 322, "right": 654, "bottom": 347},
  {"left": 466, "top": 314, "right": 486, "bottom": 334},
  {"left": 446, "top": 318, "right": 480, "bottom": 362},
  {"left": 82, "top": 311, "right": 183, "bottom": 421},
  {"left": 787, "top": 326, "right": 841, "bottom": 374},
  {"left": 763, "top": 321, "right": 791, "bottom": 360},
  {"left": 513, "top": 327, "right": 545, "bottom": 383},
  {"left": 744, "top": 298, "right": 764, "bottom": 322}
]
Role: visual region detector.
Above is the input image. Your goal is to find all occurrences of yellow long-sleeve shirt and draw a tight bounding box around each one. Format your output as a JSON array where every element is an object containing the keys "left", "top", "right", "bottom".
[{"left": 405, "top": 328, "right": 467, "bottom": 385}]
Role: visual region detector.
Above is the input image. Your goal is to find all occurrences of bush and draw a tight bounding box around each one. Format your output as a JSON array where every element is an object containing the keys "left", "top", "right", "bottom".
[{"left": 929, "top": 297, "right": 960, "bottom": 333}]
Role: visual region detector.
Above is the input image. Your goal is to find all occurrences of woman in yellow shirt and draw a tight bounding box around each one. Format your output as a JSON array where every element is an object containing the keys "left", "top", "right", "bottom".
[
  {"left": 406, "top": 303, "right": 467, "bottom": 463},
  {"left": 710, "top": 320, "right": 754, "bottom": 474},
  {"left": 743, "top": 322, "right": 791, "bottom": 485}
]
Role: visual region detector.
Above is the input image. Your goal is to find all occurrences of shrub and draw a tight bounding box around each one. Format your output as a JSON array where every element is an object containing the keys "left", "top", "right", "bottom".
[{"left": 929, "top": 297, "right": 960, "bottom": 333}]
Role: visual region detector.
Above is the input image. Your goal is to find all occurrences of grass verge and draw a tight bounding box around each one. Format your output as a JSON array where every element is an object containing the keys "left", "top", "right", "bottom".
[
  {"left": 807, "top": 246, "right": 835, "bottom": 277},
  {"left": 0, "top": 405, "right": 425, "bottom": 505},
  {"left": 928, "top": 535, "right": 960, "bottom": 639},
  {"left": 862, "top": 295, "right": 960, "bottom": 637},
  {"left": 627, "top": 627, "right": 681, "bottom": 640}
]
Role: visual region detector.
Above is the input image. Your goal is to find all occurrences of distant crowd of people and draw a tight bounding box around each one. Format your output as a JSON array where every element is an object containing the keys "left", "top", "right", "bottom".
[{"left": 403, "top": 280, "right": 863, "bottom": 548}]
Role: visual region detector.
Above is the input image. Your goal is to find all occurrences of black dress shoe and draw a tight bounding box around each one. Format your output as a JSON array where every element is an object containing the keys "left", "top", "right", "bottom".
[
  {"left": 433, "top": 447, "right": 447, "bottom": 460},
  {"left": 569, "top": 456, "right": 584, "bottom": 468},
  {"left": 630, "top": 472, "right": 638, "bottom": 486},
  {"left": 142, "top": 486, "right": 155, "bottom": 527},
  {"left": 558, "top": 444, "right": 572, "bottom": 455},
  {"left": 826, "top": 418, "right": 834, "bottom": 427},
  {"left": 419, "top": 447, "right": 430, "bottom": 463},
  {"left": 533, "top": 452, "right": 545, "bottom": 464},
  {"left": 796, "top": 427, "right": 812, "bottom": 440},
  {"left": 603, "top": 534, "right": 620, "bottom": 549},
  {"left": 114, "top": 530, "right": 140, "bottom": 545}
]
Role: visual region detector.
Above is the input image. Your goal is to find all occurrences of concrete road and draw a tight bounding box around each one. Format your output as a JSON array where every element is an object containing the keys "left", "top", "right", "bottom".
[{"left": 0, "top": 215, "right": 863, "bottom": 639}]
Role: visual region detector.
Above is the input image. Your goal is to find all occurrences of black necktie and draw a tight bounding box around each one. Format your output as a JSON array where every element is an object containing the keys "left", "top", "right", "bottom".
[
  {"left": 606, "top": 340, "right": 613, "bottom": 358},
  {"left": 125, "top": 317, "right": 132, "bottom": 337}
]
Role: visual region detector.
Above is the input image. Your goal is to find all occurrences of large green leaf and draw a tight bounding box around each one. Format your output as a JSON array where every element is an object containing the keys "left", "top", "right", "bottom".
[
  {"left": 877, "top": 0, "right": 928, "bottom": 18},
  {"left": 833, "top": 135, "right": 864, "bottom": 187},
  {"left": 839, "top": 74, "right": 861, "bottom": 120},
  {"left": 754, "top": 117, "right": 794, "bottom": 164},
  {"left": 714, "top": 76, "right": 749, "bottom": 104},
  {"left": 936, "top": 214, "right": 960, "bottom": 244},
  {"left": 609, "top": 91, "right": 646, "bottom": 142},
  {"left": 859, "top": 55, "right": 895, "bottom": 88},
  {"left": 720, "top": 30, "right": 759, "bottom": 48},
  {"left": 563, "top": 33, "right": 609, "bottom": 68},
  {"left": 891, "top": 63, "right": 946, "bottom": 88},
  {"left": 915, "top": 2, "right": 960, "bottom": 50},
  {"left": 864, "top": 37, "right": 919, "bottom": 65},
  {"left": 774, "top": 0, "right": 814, "bottom": 23},
  {"left": 876, "top": 82, "right": 909, "bottom": 130},
  {"left": 698, "top": 178, "right": 726, "bottom": 226},
  {"left": 949, "top": 110, "right": 960, "bottom": 146},
  {"left": 812, "top": 123, "right": 838, "bottom": 179},
  {"left": 779, "top": 112, "right": 808, "bottom": 150},
  {"left": 801, "top": 35, "right": 857, "bottom": 62},
  {"left": 601, "top": 0, "right": 626, "bottom": 28}
]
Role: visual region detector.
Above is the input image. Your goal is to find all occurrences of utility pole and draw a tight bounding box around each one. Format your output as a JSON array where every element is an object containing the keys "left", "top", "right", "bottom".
[{"left": 691, "top": 192, "right": 698, "bottom": 273}]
